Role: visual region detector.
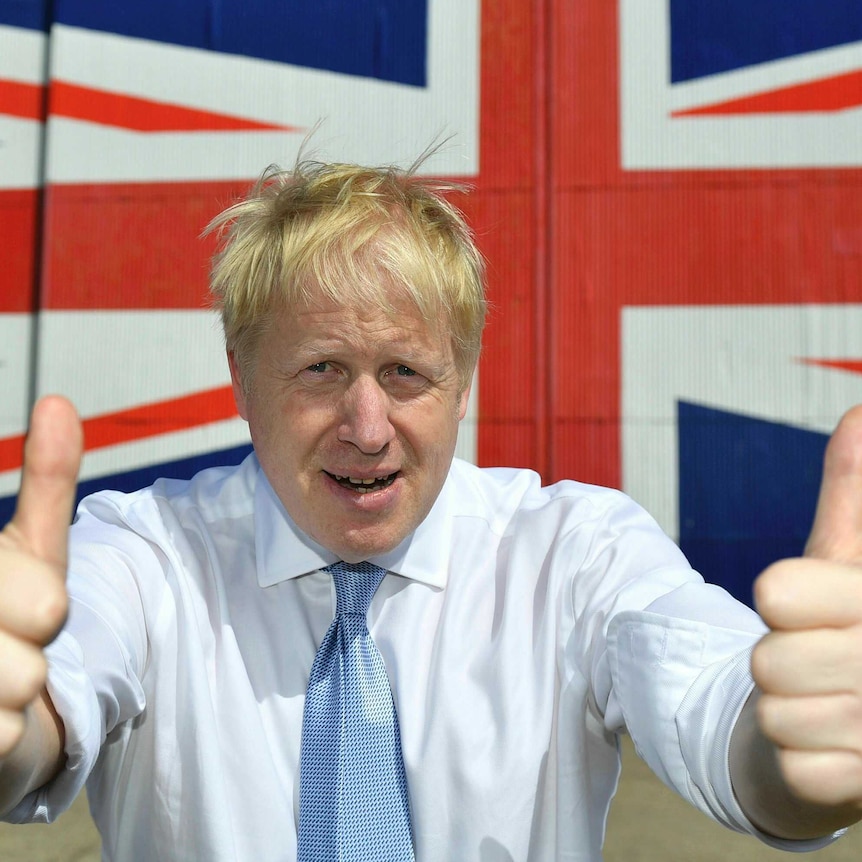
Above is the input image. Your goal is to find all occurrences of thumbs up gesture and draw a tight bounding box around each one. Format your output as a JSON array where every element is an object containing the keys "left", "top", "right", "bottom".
[
  {"left": 752, "top": 404, "right": 862, "bottom": 817},
  {"left": 0, "top": 397, "right": 82, "bottom": 762}
]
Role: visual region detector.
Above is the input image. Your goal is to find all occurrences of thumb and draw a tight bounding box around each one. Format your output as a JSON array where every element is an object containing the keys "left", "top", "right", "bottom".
[
  {"left": 10, "top": 396, "right": 83, "bottom": 567},
  {"left": 804, "top": 404, "right": 862, "bottom": 562}
]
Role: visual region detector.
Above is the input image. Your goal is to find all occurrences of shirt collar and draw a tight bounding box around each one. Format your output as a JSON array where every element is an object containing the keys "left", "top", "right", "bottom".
[{"left": 254, "top": 461, "right": 458, "bottom": 590}]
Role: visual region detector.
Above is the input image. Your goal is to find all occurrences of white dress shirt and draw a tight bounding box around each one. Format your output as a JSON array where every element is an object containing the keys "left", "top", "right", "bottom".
[{"left": 6, "top": 455, "right": 834, "bottom": 859}]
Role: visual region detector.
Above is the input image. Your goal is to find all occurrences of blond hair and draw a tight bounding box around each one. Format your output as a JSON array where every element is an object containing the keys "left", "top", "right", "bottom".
[{"left": 206, "top": 160, "right": 487, "bottom": 389}]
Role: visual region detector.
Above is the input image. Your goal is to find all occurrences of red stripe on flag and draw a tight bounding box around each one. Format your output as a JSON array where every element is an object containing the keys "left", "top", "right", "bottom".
[
  {"left": 41, "top": 179, "right": 249, "bottom": 310},
  {"left": 799, "top": 358, "right": 862, "bottom": 375},
  {"left": 50, "top": 80, "right": 301, "bottom": 132},
  {"left": 0, "top": 436, "right": 24, "bottom": 476},
  {"left": 0, "top": 189, "right": 40, "bottom": 312},
  {"left": 0, "top": 79, "right": 45, "bottom": 121},
  {"left": 672, "top": 69, "right": 862, "bottom": 117},
  {"left": 0, "top": 386, "right": 238, "bottom": 473}
]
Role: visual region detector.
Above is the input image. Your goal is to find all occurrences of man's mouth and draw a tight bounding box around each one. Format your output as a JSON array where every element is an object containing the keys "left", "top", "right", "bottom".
[{"left": 325, "top": 472, "right": 399, "bottom": 493}]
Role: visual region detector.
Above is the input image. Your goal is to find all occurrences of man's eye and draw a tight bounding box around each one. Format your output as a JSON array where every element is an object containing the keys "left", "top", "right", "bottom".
[
  {"left": 306, "top": 362, "right": 330, "bottom": 373},
  {"left": 396, "top": 365, "right": 417, "bottom": 377}
]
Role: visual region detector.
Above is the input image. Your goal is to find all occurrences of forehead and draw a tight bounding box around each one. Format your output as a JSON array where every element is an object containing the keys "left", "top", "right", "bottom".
[{"left": 268, "top": 289, "right": 450, "bottom": 355}]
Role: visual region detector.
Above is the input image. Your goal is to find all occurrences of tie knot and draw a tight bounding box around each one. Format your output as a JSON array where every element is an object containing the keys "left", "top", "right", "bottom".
[{"left": 324, "top": 561, "right": 387, "bottom": 616}]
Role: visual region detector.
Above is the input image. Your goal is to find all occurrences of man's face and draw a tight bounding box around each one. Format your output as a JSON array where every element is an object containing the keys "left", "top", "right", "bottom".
[{"left": 230, "top": 288, "right": 471, "bottom": 563}]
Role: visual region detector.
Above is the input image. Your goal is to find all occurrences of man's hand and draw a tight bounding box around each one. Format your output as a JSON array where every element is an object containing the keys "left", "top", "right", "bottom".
[
  {"left": 750, "top": 404, "right": 862, "bottom": 825},
  {"left": 0, "top": 396, "right": 82, "bottom": 767}
]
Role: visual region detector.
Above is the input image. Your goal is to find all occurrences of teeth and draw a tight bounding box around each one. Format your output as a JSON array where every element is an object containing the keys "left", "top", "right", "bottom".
[{"left": 334, "top": 475, "right": 389, "bottom": 485}]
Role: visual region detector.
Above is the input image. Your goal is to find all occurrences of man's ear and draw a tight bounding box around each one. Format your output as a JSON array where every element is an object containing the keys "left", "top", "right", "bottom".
[{"left": 228, "top": 350, "right": 249, "bottom": 420}]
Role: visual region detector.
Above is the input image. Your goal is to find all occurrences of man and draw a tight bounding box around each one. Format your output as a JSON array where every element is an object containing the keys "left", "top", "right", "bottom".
[{"left": 0, "top": 159, "right": 861, "bottom": 860}]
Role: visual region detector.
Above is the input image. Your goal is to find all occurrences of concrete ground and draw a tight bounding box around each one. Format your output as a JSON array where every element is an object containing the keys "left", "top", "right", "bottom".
[{"left": 1, "top": 736, "right": 860, "bottom": 860}]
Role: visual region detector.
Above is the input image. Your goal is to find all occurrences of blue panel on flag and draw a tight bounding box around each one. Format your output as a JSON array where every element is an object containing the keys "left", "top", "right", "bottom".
[
  {"left": 53, "top": 0, "right": 428, "bottom": 86},
  {"left": 0, "top": 443, "right": 254, "bottom": 528},
  {"left": 0, "top": 0, "right": 49, "bottom": 30},
  {"left": 677, "top": 402, "right": 827, "bottom": 607},
  {"left": 670, "top": 0, "right": 862, "bottom": 82}
]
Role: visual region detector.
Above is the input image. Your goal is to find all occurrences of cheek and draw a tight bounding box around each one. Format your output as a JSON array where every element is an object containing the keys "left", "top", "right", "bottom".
[
  {"left": 251, "top": 401, "right": 333, "bottom": 471},
  {"left": 246, "top": 407, "right": 274, "bottom": 453},
  {"left": 413, "top": 411, "right": 461, "bottom": 473},
  {"left": 245, "top": 401, "right": 289, "bottom": 465}
]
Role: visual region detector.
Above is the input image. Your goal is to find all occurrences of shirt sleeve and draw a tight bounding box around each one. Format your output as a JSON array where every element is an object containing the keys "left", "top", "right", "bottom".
[
  {"left": 606, "top": 582, "right": 842, "bottom": 853},
  {"left": 2, "top": 494, "right": 156, "bottom": 824}
]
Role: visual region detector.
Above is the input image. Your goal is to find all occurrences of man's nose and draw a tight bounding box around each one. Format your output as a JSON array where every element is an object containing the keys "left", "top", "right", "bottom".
[{"left": 337, "top": 376, "right": 396, "bottom": 454}]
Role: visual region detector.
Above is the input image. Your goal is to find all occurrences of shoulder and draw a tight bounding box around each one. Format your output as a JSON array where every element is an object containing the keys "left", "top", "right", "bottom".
[
  {"left": 442, "top": 460, "right": 694, "bottom": 605},
  {"left": 444, "top": 459, "right": 679, "bottom": 572},
  {"left": 72, "top": 453, "right": 259, "bottom": 542},
  {"left": 447, "top": 458, "right": 645, "bottom": 530}
]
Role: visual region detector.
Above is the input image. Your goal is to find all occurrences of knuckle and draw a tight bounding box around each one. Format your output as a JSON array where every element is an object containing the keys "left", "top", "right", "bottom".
[
  {"left": 752, "top": 562, "right": 789, "bottom": 620},
  {"left": 15, "top": 652, "right": 48, "bottom": 707},
  {"left": 31, "top": 584, "right": 69, "bottom": 643},
  {"left": 0, "top": 647, "right": 48, "bottom": 711},
  {"left": 754, "top": 691, "right": 777, "bottom": 733}
]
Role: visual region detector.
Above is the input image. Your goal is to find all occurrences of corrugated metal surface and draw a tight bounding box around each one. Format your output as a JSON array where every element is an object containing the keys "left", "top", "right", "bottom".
[{"left": 2, "top": 0, "right": 862, "bottom": 602}]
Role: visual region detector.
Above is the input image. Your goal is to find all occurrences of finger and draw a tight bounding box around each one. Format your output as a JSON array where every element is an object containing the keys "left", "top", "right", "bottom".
[
  {"left": 753, "top": 628, "right": 862, "bottom": 696},
  {"left": 758, "top": 692, "right": 862, "bottom": 752},
  {"left": 9, "top": 396, "right": 83, "bottom": 568},
  {"left": 755, "top": 558, "right": 862, "bottom": 629},
  {"left": 775, "top": 747, "right": 862, "bottom": 808},
  {"left": 0, "top": 548, "right": 69, "bottom": 643},
  {"left": 0, "top": 628, "right": 47, "bottom": 711},
  {"left": 805, "top": 404, "right": 862, "bottom": 563}
]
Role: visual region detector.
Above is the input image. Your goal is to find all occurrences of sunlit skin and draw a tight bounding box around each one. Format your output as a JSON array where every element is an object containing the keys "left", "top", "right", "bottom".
[{"left": 229, "top": 288, "right": 472, "bottom": 563}]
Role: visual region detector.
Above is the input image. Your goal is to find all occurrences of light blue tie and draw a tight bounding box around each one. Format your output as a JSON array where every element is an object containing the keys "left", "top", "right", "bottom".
[{"left": 297, "top": 561, "right": 415, "bottom": 861}]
